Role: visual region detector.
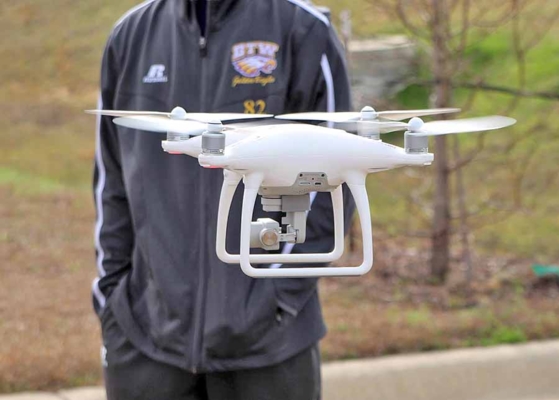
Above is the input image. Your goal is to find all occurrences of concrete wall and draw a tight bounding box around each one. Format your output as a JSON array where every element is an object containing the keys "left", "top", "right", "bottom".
[{"left": 348, "top": 35, "right": 417, "bottom": 106}]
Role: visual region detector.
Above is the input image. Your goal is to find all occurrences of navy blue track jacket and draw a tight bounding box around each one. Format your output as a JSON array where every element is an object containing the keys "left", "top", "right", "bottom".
[{"left": 93, "top": 0, "right": 354, "bottom": 372}]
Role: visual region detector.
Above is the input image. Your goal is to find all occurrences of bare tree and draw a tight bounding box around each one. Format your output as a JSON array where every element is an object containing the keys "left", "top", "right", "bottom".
[{"left": 368, "top": 0, "right": 559, "bottom": 283}]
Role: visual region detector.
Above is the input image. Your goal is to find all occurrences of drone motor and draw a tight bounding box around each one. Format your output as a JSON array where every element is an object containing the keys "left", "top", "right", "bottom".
[
  {"left": 201, "top": 121, "right": 226, "bottom": 155},
  {"left": 357, "top": 106, "right": 381, "bottom": 140}
]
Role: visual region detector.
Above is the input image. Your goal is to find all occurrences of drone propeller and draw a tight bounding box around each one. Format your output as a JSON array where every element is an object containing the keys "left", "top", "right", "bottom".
[
  {"left": 400, "top": 116, "right": 516, "bottom": 154},
  {"left": 405, "top": 115, "right": 517, "bottom": 135},
  {"left": 318, "top": 120, "right": 409, "bottom": 134},
  {"left": 318, "top": 115, "right": 516, "bottom": 137},
  {"left": 112, "top": 116, "right": 209, "bottom": 135},
  {"left": 275, "top": 106, "right": 461, "bottom": 123},
  {"left": 85, "top": 106, "right": 273, "bottom": 123},
  {"left": 86, "top": 106, "right": 272, "bottom": 138}
]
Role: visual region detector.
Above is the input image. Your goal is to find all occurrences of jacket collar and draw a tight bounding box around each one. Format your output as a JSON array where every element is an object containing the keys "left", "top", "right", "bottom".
[{"left": 176, "top": 0, "right": 243, "bottom": 32}]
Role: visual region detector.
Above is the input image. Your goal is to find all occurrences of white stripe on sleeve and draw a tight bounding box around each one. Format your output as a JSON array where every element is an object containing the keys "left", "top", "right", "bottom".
[
  {"left": 94, "top": 95, "right": 107, "bottom": 279},
  {"left": 114, "top": 0, "right": 157, "bottom": 28},
  {"left": 286, "top": 0, "right": 330, "bottom": 26},
  {"left": 92, "top": 277, "right": 106, "bottom": 308},
  {"left": 320, "top": 53, "right": 336, "bottom": 127}
]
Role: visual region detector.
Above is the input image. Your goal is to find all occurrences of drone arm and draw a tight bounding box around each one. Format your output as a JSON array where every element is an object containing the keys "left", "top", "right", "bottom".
[
  {"left": 216, "top": 172, "right": 345, "bottom": 264},
  {"left": 239, "top": 173, "right": 373, "bottom": 278}
]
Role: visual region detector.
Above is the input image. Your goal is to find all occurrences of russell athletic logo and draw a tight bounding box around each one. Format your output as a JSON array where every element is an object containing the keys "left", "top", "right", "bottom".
[
  {"left": 143, "top": 64, "right": 168, "bottom": 83},
  {"left": 231, "top": 41, "right": 279, "bottom": 87}
]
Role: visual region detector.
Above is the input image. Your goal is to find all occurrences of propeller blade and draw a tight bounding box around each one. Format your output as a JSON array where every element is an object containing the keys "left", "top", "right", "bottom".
[
  {"left": 113, "top": 116, "right": 207, "bottom": 135},
  {"left": 183, "top": 113, "right": 274, "bottom": 122},
  {"left": 86, "top": 110, "right": 171, "bottom": 117},
  {"left": 276, "top": 108, "right": 461, "bottom": 123},
  {"left": 86, "top": 109, "right": 273, "bottom": 122},
  {"left": 320, "top": 120, "right": 409, "bottom": 133},
  {"left": 276, "top": 112, "right": 362, "bottom": 122},
  {"left": 415, "top": 116, "right": 516, "bottom": 136},
  {"left": 376, "top": 108, "right": 461, "bottom": 121}
]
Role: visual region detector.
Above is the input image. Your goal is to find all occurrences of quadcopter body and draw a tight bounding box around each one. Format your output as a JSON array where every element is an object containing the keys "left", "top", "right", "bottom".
[
  {"left": 87, "top": 106, "right": 516, "bottom": 278},
  {"left": 197, "top": 123, "right": 434, "bottom": 188}
]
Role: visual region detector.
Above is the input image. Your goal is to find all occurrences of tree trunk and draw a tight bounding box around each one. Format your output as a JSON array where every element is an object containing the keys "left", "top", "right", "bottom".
[
  {"left": 429, "top": 0, "right": 452, "bottom": 283},
  {"left": 431, "top": 136, "right": 451, "bottom": 282},
  {"left": 453, "top": 137, "right": 474, "bottom": 297}
]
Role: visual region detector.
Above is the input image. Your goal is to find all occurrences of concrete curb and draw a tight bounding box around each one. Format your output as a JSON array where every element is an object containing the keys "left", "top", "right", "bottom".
[
  {"left": 2, "top": 341, "right": 559, "bottom": 400},
  {"left": 0, "top": 388, "right": 105, "bottom": 400},
  {"left": 323, "top": 340, "right": 559, "bottom": 400}
]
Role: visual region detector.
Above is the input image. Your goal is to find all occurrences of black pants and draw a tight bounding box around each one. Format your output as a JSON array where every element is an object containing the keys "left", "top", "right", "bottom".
[{"left": 101, "top": 306, "right": 321, "bottom": 400}]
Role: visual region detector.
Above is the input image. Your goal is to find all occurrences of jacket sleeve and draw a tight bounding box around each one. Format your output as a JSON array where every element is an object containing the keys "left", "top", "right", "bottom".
[
  {"left": 92, "top": 36, "right": 134, "bottom": 315},
  {"left": 285, "top": 18, "right": 352, "bottom": 113},
  {"left": 274, "top": 19, "right": 356, "bottom": 317}
]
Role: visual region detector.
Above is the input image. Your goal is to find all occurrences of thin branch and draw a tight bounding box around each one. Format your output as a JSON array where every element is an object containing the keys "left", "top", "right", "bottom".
[
  {"left": 454, "top": 0, "right": 471, "bottom": 59},
  {"left": 395, "top": 0, "right": 431, "bottom": 40},
  {"left": 469, "top": 208, "right": 517, "bottom": 230},
  {"left": 448, "top": 132, "right": 487, "bottom": 172},
  {"left": 414, "top": 80, "right": 559, "bottom": 100},
  {"left": 470, "top": 0, "right": 525, "bottom": 29},
  {"left": 503, "top": 0, "right": 525, "bottom": 113},
  {"left": 508, "top": 135, "right": 542, "bottom": 207},
  {"left": 370, "top": 0, "right": 398, "bottom": 16},
  {"left": 523, "top": 3, "right": 559, "bottom": 50},
  {"left": 459, "top": 82, "right": 559, "bottom": 100},
  {"left": 404, "top": 190, "right": 434, "bottom": 222}
]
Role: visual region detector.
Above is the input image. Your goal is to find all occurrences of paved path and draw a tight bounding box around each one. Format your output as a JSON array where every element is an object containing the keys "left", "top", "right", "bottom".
[
  {"left": 0, "top": 388, "right": 103, "bottom": 400},
  {"left": 2, "top": 341, "right": 559, "bottom": 400}
]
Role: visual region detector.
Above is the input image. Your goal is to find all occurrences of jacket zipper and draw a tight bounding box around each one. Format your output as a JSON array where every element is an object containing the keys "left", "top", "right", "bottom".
[
  {"left": 199, "top": 37, "right": 208, "bottom": 58},
  {"left": 190, "top": 2, "right": 211, "bottom": 374}
]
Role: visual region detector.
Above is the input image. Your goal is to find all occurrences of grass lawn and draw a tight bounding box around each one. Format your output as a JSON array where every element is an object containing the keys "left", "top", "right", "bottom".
[{"left": 2, "top": 181, "right": 558, "bottom": 392}]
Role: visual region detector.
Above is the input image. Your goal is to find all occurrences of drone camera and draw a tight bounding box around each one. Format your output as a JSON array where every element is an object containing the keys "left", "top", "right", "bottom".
[
  {"left": 248, "top": 196, "right": 310, "bottom": 250},
  {"left": 250, "top": 218, "right": 280, "bottom": 250}
]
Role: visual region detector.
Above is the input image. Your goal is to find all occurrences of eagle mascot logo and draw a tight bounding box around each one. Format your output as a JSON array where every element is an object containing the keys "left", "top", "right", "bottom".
[{"left": 231, "top": 41, "right": 279, "bottom": 78}]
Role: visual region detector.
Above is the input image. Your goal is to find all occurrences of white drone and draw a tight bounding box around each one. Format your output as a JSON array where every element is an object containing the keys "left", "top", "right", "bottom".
[{"left": 87, "top": 106, "right": 516, "bottom": 278}]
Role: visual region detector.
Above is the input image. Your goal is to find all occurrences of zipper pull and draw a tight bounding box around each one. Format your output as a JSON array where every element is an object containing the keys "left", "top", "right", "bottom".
[{"left": 199, "top": 37, "right": 207, "bottom": 57}]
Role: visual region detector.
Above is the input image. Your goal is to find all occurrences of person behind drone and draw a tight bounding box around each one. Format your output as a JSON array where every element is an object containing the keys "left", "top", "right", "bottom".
[{"left": 93, "top": 0, "right": 354, "bottom": 399}]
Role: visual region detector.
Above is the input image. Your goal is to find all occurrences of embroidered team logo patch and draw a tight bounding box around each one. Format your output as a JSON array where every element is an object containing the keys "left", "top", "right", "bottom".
[{"left": 231, "top": 41, "right": 279, "bottom": 87}]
